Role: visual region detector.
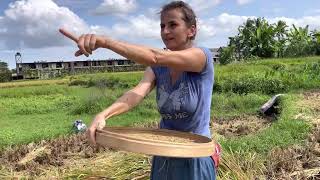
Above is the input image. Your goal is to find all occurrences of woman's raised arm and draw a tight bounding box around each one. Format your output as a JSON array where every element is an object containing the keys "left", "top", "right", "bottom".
[{"left": 59, "top": 28, "right": 206, "bottom": 73}]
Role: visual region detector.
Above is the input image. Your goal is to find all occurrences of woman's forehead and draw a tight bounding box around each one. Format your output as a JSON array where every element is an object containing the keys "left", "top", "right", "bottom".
[{"left": 160, "top": 9, "right": 184, "bottom": 23}]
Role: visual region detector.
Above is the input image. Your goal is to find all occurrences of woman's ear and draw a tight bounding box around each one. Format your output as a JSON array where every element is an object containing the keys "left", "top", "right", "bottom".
[{"left": 188, "top": 25, "right": 197, "bottom": 39}]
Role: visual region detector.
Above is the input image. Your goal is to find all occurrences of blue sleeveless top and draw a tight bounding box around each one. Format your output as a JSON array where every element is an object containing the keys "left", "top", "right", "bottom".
[{"left": 151, "top": 47, "right": 214, "bottom": 138}]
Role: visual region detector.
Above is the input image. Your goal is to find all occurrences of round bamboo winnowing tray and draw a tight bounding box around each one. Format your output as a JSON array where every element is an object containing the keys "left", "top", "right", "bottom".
[{"left": 96, "top": 127, "right": 215, "bottom": 158}]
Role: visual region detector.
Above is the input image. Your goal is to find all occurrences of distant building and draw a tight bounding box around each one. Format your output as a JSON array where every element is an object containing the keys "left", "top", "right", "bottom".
[
  {"left": 15, "top": 59, "right": 145, "bottom": 79},
  {"left": 209, "top": 48, "right": 222, "bottom": 63},
  {"left": 13, "top": 48, "right": 221, "bottom": 80}
]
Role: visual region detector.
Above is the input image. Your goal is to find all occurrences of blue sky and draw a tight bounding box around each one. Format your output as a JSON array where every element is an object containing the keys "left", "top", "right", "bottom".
[{"left": 0, "top": 0, "right": 320, "bottom": 69}]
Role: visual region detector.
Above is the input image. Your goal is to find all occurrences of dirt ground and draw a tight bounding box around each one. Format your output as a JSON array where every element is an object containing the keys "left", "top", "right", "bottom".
[
  {"left": 0, "top": 114, "right": 274, "bottom": 179},
  {"left": 0, "top": 133, "right": 106, "bottom": 176},
  {"left": 212, "top": 115, "right": 272, "bottom": 137},
  {"left": 264, "top": 90, "right": 320, "bottom": 179},
  {"left": 1, "top": 90, "right": 320, "bottom": 179}
]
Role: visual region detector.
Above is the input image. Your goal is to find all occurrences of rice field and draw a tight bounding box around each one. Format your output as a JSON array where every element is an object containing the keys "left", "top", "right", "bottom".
[{"left": 1, "top": 57, "right": 320, "bottom": 179}]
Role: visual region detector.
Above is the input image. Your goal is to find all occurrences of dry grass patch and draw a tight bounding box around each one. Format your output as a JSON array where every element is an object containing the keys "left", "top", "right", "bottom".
[
  {"left": 265, "top": 125, "right": 320, "bottom": 179},
  {"left": 0, "top": 79, "right": 68, "bottom": 88},
  {"left": 218, "top": 149, "right": 266, "bottom": 180},
  {"left": 212, "top": 115, "right": 272, "bottom": 138},
  {"left": 0, "top": 133, "right": 151, "bottom": 179},
  {"left": 264, "top": 90, "right": 320, "bottom": 179}
]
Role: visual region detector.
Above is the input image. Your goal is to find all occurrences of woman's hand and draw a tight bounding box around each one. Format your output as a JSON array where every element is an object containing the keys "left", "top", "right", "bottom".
[
  {"left": 87, "top": 114, "right": 106, "bottom": 145},
  {"left": 59, "top": 28, "right": 107, "bottom": 57}
]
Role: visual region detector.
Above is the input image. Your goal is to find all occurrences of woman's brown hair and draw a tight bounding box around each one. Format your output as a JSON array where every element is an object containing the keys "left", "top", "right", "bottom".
[{"left": 160, "top": 1, "right": 197, "bottom": 40}]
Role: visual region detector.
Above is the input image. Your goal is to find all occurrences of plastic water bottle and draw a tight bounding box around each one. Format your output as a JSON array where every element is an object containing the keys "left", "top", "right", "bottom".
[{"left": 73, "top": 119, "right": 87, "bottom": 133}]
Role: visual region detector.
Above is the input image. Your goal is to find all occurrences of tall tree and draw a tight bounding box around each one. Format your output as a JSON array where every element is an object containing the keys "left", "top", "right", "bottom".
[
  {"left": 311, "top": 30, "right": 320, "bottom": 55},
  {"left": 285, "top": 25, "right": 313, "bottom": 57},
  {"left": 0, "top": 61, "right": 12, "bottom": 82},
  {"left": 274, "top": 20, "right": 288, "bottom": 57},
  {"left": 231, "top": 18, "right": 276, "bottom": 59}
]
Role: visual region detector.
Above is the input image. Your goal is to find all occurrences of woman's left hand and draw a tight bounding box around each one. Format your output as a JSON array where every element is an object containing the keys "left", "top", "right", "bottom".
[
  {"left": 87, "top": 113, "right": 106, "bottom": 145},
  {"left": 59, "top": 28, "right": 107, "bottom": 57}
]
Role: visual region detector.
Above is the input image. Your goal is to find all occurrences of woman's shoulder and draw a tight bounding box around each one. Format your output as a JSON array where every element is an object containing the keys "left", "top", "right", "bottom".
[
  {"left": 196, "top": 47, "right": 213, "bottom": 59},
  {"left": 193, "top": 47, "right": 214, "bottom": 74}
]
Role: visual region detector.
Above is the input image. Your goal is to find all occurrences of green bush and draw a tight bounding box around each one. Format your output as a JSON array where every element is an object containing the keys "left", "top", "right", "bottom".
[
  {"left": 222, "top": 76, "right": 289, "bottom": 95},
  {"left": 71, "top": 94, "right": 106, "bottom": 115},
  {"left": 271, "top": 63, "right": 287, "bottom": 71},
  {"left": 68, "top": 77, "right": 131, "bottom": 89},
  {"left": 69, "top": 79, "right": 88, "bottom": 86}
]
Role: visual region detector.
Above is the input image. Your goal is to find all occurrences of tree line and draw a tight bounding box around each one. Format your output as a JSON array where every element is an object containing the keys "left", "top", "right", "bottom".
[
  {"left": 0, "top": 61, "right": 11, "bottom": 82},
  {"left": 219, "top": 17, "right": 320, "bottom": 64}
]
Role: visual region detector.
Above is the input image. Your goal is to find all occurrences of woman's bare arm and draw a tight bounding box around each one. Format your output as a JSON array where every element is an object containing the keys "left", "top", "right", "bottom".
[
  {"left": 59, "top": 28, "right": 206, "bottom": 73},
  {"left": 87, "top": 67, "right": 155, "bottom": 144},
  {"left": 106, "top": 40, "right": 206, "bottom": 72},
  {"left": 97, "top": 67, "right": 155, "bottom": 119}
]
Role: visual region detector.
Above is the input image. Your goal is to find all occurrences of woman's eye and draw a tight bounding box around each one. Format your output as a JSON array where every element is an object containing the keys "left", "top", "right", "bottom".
[{"left": 170, "top": 23, "right": 177, "bottom": 28}]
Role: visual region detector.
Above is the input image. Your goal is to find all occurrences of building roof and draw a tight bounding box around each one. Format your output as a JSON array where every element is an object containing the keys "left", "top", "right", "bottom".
[{"left": 18, "top": 58, "right": 131, "bottom": 64}]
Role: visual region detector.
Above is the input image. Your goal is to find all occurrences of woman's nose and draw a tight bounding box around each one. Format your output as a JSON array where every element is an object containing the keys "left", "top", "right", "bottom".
[{"left": 162, "top": 27, "right": 170, "bottom": 34}]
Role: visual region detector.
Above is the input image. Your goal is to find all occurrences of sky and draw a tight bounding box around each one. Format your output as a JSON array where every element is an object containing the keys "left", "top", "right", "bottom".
[{"left": 0, "top": 0, "right": 320, "bottom": 69}]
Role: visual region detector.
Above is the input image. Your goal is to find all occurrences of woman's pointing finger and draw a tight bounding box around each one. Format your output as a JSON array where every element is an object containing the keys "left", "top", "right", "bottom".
[{"left": 59, "top": 28, "right": 79, "bottom": 43}]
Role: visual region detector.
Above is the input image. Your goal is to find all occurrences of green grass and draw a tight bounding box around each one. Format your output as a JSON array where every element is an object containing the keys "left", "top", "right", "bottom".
[
  {"left": 211, "top": 92, "right": 269, "bottom": 118},
  {"left": 0, "top": 83, "right": 160, "bottom": 149},
  {"left": 220, "top": 94, "right": 311, "bottom": 154},
  {"left": 215, "top": 56, "right": 320, "bottom": 94},
  {"left": 0, "top": 85, "right": 71, "bottom": 98},
  {"left": 0, "top": 84, "right": 269, "bottom": 149},
  {"left": 1, "top": 57, "right": 320, "bottom": 179},
  {"left": 1, "top": 57, "right": 319, "bottom": 152}
]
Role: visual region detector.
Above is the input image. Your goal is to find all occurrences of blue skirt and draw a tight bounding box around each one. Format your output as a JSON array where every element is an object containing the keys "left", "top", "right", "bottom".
[{"left": 150, "top": 156, "right": 216, "bottom": 180}]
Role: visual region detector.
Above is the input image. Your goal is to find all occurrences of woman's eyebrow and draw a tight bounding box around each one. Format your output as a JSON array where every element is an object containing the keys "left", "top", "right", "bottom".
[
  {"left": 168, "top": 20, "right": 177, "bottom": 23},
  {"left": 161, "top": 20, "right": 178, "bottom": 25}
]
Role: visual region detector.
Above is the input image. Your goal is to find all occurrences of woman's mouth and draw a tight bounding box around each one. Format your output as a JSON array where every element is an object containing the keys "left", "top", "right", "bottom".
[{"left": 166, "top": 37, "right": 174, "bottom": 42}]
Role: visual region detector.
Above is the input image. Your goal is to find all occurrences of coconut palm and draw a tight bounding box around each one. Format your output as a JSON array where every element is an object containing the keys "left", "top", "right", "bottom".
[
  {"left": 274, "top": 20, "right": 288, "bottom": 58},
  {"left": 285, "top": 25, "right": 313, "bottom": 57},
  {"left": 311, "top": 30, "right": 320, "bottom": 55},
  {"left": 233, "top": 18, "right": 276, "bottom": 59}
]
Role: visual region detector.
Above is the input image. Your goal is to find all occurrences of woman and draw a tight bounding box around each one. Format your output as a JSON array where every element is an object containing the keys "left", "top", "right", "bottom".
[{"left": 60, "top": 1, "right": 216, "bottom": 179}]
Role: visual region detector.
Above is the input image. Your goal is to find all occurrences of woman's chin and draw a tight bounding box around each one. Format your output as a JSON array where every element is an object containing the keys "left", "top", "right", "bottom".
[{"left": 165, "top": 44, "right": 178, "bottom": 51}]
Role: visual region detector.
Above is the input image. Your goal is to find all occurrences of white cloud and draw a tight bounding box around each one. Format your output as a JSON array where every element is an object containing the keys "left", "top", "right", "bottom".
[
  {"left": 195, "top": 19, "right": 216, "bottom": 44},
  {"left": 199, "top": 13, "right": 320, "bottom": 47},
  {"left": 91, "top": 0, "right": 137, "bottom": 16},
  {"left": 212, "top": 13, "right": 254, "bottom": 34},
  {"left": 212, "top": 13, "right": 320, "bottom": 35},
  {"left": 70, "top": 14, "right": 162, "bottom": 49},
  {"left": 236, "top": 0, "right": 254, "bottom": 5},
  {"left": 53, "top": 0, "right": 89, "bottom": 8},
  {"left": 304, "top": 9, "right": 320, "bottom": 16},
  {"left": 99, "top": 14, "right": 217, "bottom": 44},
  {"left": 88, "top": 15, "right": 160, "bottom": 42},
  {"left": 0, "top": 0, "right": 90, "bottom": 49},
  {"left": 312, "top": 9, "right": 320, "bottom": 14},
  {"left": 1, "top": 0, "right": 320, "bottom": 53},
  {"left": 180, "top": 0, "right": 222, "bottom": 13},
  {"left": 270, "top": 16, "right": 320, "bottom": 30},
  {"left": 53, "top": 0, "right": 87, "bottom": 5}
]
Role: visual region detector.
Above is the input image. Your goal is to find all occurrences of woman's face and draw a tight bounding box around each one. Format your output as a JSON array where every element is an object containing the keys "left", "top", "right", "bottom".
[{"left": 160, "top": 9, "right": 195, "bottom": 51}]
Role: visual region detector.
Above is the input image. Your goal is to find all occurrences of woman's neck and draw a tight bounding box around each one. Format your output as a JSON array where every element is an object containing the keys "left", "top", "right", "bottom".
[{"left": 169, "top": 42, "right": 193, "bottom": 51}]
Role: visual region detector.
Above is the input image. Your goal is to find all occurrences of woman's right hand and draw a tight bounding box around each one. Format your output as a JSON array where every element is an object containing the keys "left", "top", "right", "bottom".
[
  {"left": 59, "top": 28, "right": 108, "bottom": 57},
  {"left": 87, "top": 114, "right": 106, "bottom": 145}
]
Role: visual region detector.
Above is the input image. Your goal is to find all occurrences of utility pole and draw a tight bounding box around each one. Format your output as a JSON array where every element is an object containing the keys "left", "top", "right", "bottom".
[{"left": 15, "top": 52, "right": 22, "bottom": 75}]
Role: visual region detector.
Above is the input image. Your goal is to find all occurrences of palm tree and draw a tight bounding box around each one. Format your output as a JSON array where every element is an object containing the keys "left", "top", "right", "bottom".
[
  {"left": 286, "top": 25, "right": 313, "bottom": 57},
  {"left": 274, "top": 20, "right": 288, "bottom": 57},
  {"left": 237, "top": 18, "right": 276, "bottom": 58},
  {"left": 312, "top": 30, "right": 320, "bottom": 43},
  {"left": 311, "top": 30, "right": 320, "bottom": 55}
]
